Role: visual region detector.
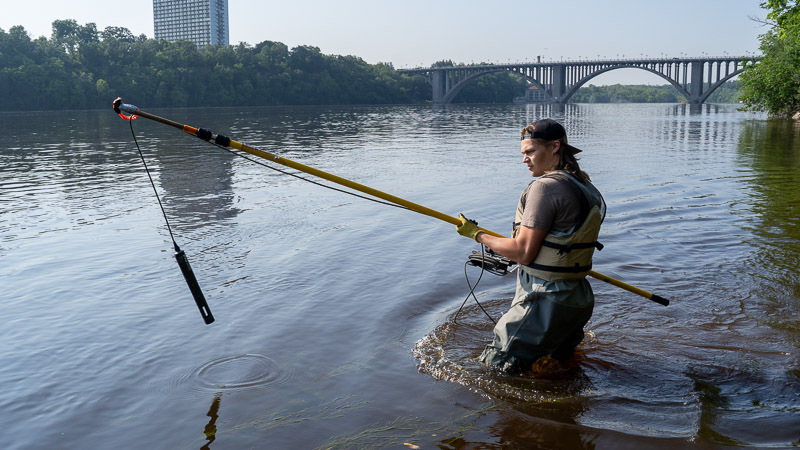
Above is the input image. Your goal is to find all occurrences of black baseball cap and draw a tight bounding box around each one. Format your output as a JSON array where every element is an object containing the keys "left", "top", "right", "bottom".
[{"left": 521, "top": 119, "right": 582, "bottom": 154}]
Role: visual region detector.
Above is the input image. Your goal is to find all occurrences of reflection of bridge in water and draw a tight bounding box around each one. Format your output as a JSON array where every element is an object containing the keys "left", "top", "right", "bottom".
[{"left": 398, "top": 56, "right": 755, "bottom": 107}]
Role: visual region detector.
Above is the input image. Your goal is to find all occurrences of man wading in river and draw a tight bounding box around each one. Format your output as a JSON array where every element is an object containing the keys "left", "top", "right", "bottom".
[{"left": 456, "top": 119, "right": 606, "bottom": 374}]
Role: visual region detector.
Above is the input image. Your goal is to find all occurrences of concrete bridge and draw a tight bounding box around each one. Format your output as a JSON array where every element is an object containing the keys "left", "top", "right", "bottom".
[{"left": 398, "top": 56, "right": 755, "bottom": 105}]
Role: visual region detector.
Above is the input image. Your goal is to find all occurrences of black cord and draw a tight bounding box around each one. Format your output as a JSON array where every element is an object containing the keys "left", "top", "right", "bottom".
[
  {"left": 130, "top": 120, "right": 179, "bottom": 250},
  {"left": 208, "top": 141, "right": 411, "bottom": 211},
  {"left": 454, "top": 244, "right": 497, "bottom": 324}
]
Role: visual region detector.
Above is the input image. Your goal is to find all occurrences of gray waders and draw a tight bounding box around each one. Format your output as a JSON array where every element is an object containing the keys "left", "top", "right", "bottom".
[{"left": 478, "top": 268, "right": 594, "bottom": 373}]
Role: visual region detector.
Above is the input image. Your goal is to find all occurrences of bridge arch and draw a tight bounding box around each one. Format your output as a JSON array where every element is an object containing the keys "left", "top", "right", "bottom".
[
  {"left": 698, "top": 69, "right": 744, "bottom": 103},
  {"left": 435, "top": 68, "right": 552, "bottom": 104},
  {"left": 561, "top": 64, "right": 745, "bottom": 104},
  {"left": 562, "top": 65, "right": 690, "bottom": 103}
]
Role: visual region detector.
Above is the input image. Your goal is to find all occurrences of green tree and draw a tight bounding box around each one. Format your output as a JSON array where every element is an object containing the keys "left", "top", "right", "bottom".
[
  {"left": 101, "top": 26, "right": 135, "bottom": 42},
  {"left": 96, "top": 78, "right": 109, "bottom": 96},
  {"left": 51, "top": 19, "right": 97, "bottom": 56},
  {"left": 739, "top": 0, "right": 800, "bottom": 116}
]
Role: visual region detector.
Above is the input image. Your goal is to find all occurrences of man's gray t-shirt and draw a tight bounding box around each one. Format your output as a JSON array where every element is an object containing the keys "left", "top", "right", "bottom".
[{"left": 519, "top": 175, "right": 583, "bottom": 234}]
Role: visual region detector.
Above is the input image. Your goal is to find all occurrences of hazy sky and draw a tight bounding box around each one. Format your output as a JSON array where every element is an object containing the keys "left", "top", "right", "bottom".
[{"left": 2, "top": 0, "right": 768, "bottom": 84}]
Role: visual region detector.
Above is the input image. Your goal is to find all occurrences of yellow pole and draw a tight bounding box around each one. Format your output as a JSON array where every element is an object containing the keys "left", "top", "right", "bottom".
[{"left": 113, "top": 99, "right": 670, "bottom": 306}]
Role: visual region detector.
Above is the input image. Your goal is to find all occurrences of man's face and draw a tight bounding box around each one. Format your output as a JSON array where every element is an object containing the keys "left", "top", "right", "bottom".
[{"left": 521, "top": 139, "right": 558, "bottom": 177}]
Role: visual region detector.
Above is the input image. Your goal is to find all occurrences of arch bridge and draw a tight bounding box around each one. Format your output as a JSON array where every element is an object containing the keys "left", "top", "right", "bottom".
[{"left": 398, "top": 56, "right": 755, "bottom": 105}]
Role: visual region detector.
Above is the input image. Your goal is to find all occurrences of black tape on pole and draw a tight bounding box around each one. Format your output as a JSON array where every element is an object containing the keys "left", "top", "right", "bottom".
[{"left": 650, "top": 294, "right": 670, "bottom": 307}]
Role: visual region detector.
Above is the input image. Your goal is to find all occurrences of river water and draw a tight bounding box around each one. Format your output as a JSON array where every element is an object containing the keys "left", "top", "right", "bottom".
[{"left": 1, "top": 103, "right": 798, "bottom": 448}]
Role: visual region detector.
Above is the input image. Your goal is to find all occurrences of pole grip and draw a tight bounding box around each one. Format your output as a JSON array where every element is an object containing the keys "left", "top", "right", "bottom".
[
  {"left": 118, "top": 103, "right": 139, "bottom": 115},
  {"left": 649, "top": 294, "right": 670, "bottom": 306},
  {"left": 174, "top": 248, "right": 215, "bottom": 324},
  {"left": 112, "top": 97, "right": 139, "bottom": 120},
  {"left": 111, "top": 97, "right": 139, "bottom": 114},
  {"left": 113, "top": 97, "right": 138, "bottom": 114}
]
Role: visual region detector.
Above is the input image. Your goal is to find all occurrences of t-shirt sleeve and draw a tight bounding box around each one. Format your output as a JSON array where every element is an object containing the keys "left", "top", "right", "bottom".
[{"left": 520, "top": 179, "right": 557, "bottom": 230}]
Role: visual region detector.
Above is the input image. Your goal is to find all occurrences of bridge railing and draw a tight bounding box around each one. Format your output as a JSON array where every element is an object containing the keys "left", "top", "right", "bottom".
[{"left": 398, "top": 56, "right": 757, "bottom": 72}]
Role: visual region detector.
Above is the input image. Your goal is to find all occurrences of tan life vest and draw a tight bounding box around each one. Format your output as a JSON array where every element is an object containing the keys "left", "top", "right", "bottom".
[{"left": 512, "top": 172, "right": 604, "bottom": 282}]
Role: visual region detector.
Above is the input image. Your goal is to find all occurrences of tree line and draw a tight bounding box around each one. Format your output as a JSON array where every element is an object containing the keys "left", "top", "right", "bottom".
[{"left": 0, "top": 20, "right": 433, "bottom": 111}]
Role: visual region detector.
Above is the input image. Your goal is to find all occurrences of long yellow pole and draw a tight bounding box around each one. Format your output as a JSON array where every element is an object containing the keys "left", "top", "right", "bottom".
[{"left": 113, "top": 99, "right": 669, "bottom": 306}]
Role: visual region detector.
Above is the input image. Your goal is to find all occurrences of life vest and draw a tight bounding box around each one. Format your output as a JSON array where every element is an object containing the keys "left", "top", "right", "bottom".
[{"left": 512, "top": 171, "right": 605, "bottom": 281}]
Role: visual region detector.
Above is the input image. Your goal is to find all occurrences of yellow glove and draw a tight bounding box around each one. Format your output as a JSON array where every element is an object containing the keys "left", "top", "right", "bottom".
[{"left": 457, "top": 214, "right": 483, "bottom": 242}]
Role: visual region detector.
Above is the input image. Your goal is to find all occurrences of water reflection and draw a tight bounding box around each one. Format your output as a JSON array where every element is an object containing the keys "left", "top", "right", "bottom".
[
  {"left": 229, "top": 105, "right": 400, "bottom": 152},
  {"left": 0, "top": 111, "right": 151, "bottom": 242},
  {"left": 200, "top": 393, "right": 222, "bottom": 450},
  {"left": 687, "top": 368, "right": 738, "bottom": 445},
  {"left": 130, "top": 121, "right": 241, "bottom": 233},
  {"left": 735, "top": 118, "right": 800, "bottom": 341},
  {"left": 436, "top": 407, "right": 598, "bottom": 449}
]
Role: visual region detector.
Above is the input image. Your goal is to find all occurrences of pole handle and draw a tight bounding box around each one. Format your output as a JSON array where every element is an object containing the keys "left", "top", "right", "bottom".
[
  {"left": 112, "top": 97, "right": 139, "bottom": 120},
  {"left": 649, "top": 294, "right": 670, "bottom": 306}
]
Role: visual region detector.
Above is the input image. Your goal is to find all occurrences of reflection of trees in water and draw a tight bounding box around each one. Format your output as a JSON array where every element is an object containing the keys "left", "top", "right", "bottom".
[
  {"left": 735, "top": 118, "right": 800, "bottom": 341},
  {"left": 736, "top": 119, "right": 800, "bottom": 239}
]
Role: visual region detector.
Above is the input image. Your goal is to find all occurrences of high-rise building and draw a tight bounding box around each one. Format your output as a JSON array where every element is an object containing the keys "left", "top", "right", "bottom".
[{"left": 153, "top": 0, "right": 229, "bottom": 48}]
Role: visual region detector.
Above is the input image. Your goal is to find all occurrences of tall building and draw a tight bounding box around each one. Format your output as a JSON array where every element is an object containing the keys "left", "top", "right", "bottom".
[{"left": 153, "top": 0, "right": 229, "bottom": 48}]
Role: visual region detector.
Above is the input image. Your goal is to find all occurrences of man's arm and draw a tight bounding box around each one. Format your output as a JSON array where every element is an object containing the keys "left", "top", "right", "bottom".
[{"left": 476, "top": 225, "right": 547, "bottom": 266}]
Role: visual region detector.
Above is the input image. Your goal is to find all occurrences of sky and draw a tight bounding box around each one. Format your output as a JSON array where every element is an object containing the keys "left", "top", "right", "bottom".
[{"left": 2, "top": 0, "right": 768, "bottom": 84}]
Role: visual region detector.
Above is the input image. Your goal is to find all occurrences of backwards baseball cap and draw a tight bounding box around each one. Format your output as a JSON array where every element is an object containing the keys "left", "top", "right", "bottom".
[{"left": 521, "top": 119, "right": 582, "bottom": 154}]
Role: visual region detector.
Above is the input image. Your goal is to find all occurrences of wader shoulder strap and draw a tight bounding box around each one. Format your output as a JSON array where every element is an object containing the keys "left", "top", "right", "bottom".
[{"left": 537, "top": 172, "right": 602, "bottom": 255}]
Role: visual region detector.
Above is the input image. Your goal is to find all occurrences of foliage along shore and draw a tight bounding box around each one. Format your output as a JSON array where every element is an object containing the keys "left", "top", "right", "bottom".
[
  {"left": 1, "top": 19, "right": 743, "bottom": 112},
  {"left": 0, "top": 21, "right": 431, "bottom": 111},
  {"left": 738, "top": 1, "right": 800, "bottom": 118}
]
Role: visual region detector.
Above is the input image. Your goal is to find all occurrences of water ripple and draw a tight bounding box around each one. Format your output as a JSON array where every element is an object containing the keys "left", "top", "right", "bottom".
[
  {"left": 195, "top": 354, "right": 290, "bottom": 389},
  {"left": 148, "top": 354, "right": 300, "bottom": 399}
]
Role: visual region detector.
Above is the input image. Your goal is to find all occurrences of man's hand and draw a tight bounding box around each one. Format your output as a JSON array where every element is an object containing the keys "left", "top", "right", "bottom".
[{"left": 457, "top": 214, "right": 483, "bottom": 242}]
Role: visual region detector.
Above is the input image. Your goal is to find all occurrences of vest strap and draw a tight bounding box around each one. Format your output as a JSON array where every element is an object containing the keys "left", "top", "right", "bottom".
[
  {"left": 540, "top": 240, "right": 604, "bottom": 255},
  {"left": 526, "top": 261, "right": 593, "bottom": 273}
]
